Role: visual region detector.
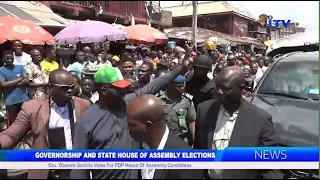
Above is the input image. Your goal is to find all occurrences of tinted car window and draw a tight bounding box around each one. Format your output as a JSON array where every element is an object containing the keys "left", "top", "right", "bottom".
[{"left": 258, "top": 60, "right": 318, "bottom": 100}]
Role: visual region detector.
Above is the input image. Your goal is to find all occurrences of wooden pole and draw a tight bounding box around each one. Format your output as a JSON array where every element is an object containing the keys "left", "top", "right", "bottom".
[{"left": 192, "top": 1, "right": 198, "bottom": 49}]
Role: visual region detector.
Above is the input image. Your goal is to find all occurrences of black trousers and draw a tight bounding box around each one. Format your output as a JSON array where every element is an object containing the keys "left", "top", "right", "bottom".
[{"left": 6, "top": 102, "right": 23, "bottom": 126}]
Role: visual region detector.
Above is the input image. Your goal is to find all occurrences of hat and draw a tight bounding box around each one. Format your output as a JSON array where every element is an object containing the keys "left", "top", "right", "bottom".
[
  {"left": 173, "top": 75, "right": 185, "bottom": 84},
  {"left": 193, "top": 55, "right": 212, "bottom": 69},
  {"left": 94, "top": 66, "right": 131, "bottom": 88},
  {"left": 112, "top": 55, "right": 120, "bottom": 62},
  {"left": 205, "top": 41, "right": 217, "bottom": 50}
]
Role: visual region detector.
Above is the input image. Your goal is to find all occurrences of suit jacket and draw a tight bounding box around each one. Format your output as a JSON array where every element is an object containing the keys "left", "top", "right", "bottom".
[
  {"left": 0, "top": 96, "right": 91, "bottom": 179},
  {"left": 0, "top": 169, "right": 6, "bottom": 179},
  {"left": 194, "top": 98, "right": 283, "bottom": 179},
  {"left": 139, "top": 132, "right": 203, "bottom": 179}
]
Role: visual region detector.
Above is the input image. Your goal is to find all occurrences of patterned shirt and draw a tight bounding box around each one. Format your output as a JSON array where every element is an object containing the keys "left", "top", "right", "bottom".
[
  {"left": 208, "top": 105, "right": 238, "bottom": 179},
  {"left": 25, "top": 62, "right": 48, "bottom": 99}
]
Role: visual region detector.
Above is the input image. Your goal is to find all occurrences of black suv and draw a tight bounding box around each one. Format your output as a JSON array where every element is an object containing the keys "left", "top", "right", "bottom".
[{"left": 246, "top": 51, "right": 319, "bottom": 179}]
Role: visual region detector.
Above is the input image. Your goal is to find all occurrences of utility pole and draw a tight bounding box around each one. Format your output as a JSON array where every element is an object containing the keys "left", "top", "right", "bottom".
[{"left": 192, "top": 1, "right": 198, "bottom": 49}]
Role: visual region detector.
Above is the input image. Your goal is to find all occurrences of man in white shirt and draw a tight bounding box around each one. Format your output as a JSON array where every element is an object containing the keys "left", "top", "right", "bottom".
[
  {"left": 207, "top": 52, "right": 219, "bottom": 80},
  {"left": 262, "top": 56, "right": 270, "bottom": 73},
  {"left": 256, "top": 67, "right": 264, "bottom": 82},
  {"left": 249, "top": 62, "right": 262, "bottom": 89},
  {"left": 194, "top": 66, "right": 282, "bottom": 179},
  {"left": 12, "top": 40, "right": 32, "bottom": 66},
  {"left": 0, "top": 69, "right": 91, "bottom": 179},
  {"left": 261, "top": 65, "right": 268, "bottom": 74},
  {"left": 257, "top": 58, "right": 268, "bottom": 74},
  {"left": 127, "top": 94, "right": 202, "bottom": 179}
]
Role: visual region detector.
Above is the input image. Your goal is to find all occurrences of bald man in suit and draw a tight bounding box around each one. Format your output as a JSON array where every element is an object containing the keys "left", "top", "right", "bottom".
[{"left": 127, "top": 95, "right": 202, "bottom": 179}]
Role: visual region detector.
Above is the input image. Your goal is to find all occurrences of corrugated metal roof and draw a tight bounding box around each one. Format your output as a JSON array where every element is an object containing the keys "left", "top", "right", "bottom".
[
  {"left": 164, "top": 27, "right": 264, "bottom": 47},
  {"left": 162, "top": 1, "right": 256, "bottom": 21},
  {"left": 0, "top": 1, "right": 70, "bottom": 27},
  {"left": 0, "top": 3, "right": 42, "bottom": 23},
  {"left": 0, "top": 7, "right": 11, "bottom": 17}
]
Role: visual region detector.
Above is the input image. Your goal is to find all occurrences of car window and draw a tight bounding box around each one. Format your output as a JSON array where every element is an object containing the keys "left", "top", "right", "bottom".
[{"left": 257, "top": 60, "right": 319, "bottom": 100}]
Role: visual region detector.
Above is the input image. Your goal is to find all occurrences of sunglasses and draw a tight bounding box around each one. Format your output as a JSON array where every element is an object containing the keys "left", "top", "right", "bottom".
[{"left": 51, "top": 83, "right": 76, "bottom": 91}]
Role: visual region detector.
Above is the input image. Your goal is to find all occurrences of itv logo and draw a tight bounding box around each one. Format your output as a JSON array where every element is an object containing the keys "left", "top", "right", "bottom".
[{"left": 259, "top": 14, "right": 291, "bottom": 28}]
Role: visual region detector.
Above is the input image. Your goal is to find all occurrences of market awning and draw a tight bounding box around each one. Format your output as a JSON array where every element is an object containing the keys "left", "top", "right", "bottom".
[
  {"left": 0, "top": 1, "right": 70, "bottom": 28},
  {"left": 164, "top": 27, "right": 264, "bottom": 47}
]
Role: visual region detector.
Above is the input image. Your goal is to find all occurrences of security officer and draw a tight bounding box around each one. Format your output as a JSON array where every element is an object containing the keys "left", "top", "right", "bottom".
[
  {"left": 185, "top": 55, "right": 216, "bottom": 109},
  {"left": 157, "top": 75, "right": 196, "bottom": 146}
]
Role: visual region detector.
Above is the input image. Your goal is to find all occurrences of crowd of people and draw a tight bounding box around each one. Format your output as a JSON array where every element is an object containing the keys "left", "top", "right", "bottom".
[{"left": 0, "top": 39, "right": 282, "bottom": 179}]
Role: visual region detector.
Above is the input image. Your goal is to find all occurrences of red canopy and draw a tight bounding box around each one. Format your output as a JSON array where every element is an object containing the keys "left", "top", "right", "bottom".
[
  {"left": 0, "top": 16, "right": 55, "bottom": 45},
  {"left": 123, "top": 25, "right": 168, "bottom": 44}
]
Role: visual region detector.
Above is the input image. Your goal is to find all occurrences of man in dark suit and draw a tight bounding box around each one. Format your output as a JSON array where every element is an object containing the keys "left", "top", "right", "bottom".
[
  {"left": 127, "top": 94, "right": 202, "bottom": 179},
  {"left": 194, "top": 66, "right": 283, "bottom": 179}
]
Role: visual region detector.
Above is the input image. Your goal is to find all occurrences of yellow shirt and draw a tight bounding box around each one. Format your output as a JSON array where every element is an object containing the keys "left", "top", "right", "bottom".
[{"left": 41, "top": 59, "right": 59, "bottom": 76}]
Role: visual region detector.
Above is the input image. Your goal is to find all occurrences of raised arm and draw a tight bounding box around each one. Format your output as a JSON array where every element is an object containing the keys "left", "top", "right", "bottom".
[
  {"left": 125, "top": 66, "right": 182, "bottom": 101},
  {"left": 125, "top": 59, "right": 192, "bottom": 101}
]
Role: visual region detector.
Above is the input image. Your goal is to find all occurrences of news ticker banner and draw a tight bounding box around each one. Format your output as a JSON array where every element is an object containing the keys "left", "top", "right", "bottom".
[
  {"left": 2, "top": 147, "right": 317, "bottom": 162},
  {"left": 0, "top": 147, "right": 317, "bottom": 169}
]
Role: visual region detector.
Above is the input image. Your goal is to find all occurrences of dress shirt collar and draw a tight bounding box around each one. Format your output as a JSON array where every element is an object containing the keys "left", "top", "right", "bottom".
[
  {"left": 142, "top": 126, "right": 169, "bottom": 150},
  {"left": 49, "top": 98, "right": 74, "bottom": 108},
  {"left": 220, "top": 105, "right": 239, "bottom": 121}
]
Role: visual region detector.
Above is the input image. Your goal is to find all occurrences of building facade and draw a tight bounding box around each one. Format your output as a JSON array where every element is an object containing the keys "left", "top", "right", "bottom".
[
  {"left": 279, "top": 22, "right": 305, "bottom": 37},
  {"left": 162, "top": 1, "right": 259, "bottom": 38},
  {"left": 41, "top": 1, "right": 149, "bottom": 25}
]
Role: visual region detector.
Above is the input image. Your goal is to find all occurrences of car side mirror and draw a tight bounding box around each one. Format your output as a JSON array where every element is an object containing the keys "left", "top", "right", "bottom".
[{"left": 244, "top": 79, "right": 254, "bottom": 92}]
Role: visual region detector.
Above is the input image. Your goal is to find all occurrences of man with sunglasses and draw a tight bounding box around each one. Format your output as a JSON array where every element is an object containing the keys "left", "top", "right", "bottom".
[
  {"left": 71, "top": 59, "right": 191, "bottom": 179},
  {"left": 0, "top": 69, "right": 91, "bottom": 179}
]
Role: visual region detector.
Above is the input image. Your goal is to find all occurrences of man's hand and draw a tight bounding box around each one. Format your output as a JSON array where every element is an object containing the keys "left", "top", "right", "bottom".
[
  {"left": 183, "top": 44, "right": 193, "bottom": 57},
  {"left": 17, "top": 76, "right": 24, "bottom": 82},
  {"left": 181, "top": 58, "right": 193, "bottom": 75}
]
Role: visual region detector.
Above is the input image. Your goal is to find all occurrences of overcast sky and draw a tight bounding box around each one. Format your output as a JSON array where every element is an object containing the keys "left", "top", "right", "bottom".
[{"left": 159, "top": 1, "right": 318, "bottom": 32}]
